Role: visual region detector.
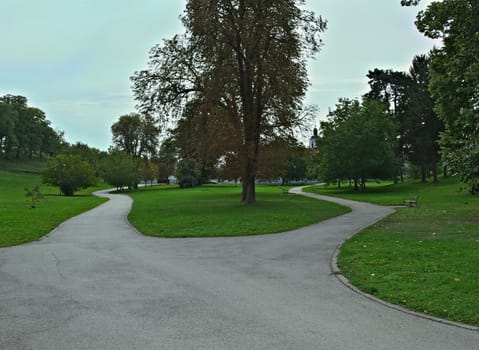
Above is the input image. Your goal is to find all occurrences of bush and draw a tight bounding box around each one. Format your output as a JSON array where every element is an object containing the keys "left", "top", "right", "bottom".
[
  {"left": 42, "top": 154, "right": 96, "bottom": 196},
  {"left": 100, "top": 151, "right": 140, "bottom": 191}
]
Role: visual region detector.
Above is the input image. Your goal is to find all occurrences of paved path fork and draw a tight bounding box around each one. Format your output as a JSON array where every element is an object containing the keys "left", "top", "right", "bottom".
[{"left": 0, "top": 188, "right": 477, "bottom": 349}]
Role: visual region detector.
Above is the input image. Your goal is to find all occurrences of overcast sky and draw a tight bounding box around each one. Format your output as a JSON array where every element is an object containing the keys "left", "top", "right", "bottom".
[{"left": 0, "top": 0, "right": 437, "bottom": 150}]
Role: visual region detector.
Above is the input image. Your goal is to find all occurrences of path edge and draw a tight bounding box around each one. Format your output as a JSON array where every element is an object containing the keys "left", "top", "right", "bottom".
[{"left": 293, "top": 185, "right": 479, "bottom": 332}]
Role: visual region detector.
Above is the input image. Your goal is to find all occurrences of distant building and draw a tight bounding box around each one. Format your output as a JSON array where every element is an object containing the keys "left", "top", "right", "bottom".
[{"left": 309, "top": 128, "right": 319, "bottom": 149}]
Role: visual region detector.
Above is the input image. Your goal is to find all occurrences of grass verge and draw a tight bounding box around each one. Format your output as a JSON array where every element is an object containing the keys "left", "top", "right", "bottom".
[
  {"left": 0, "top": 171, "right": 108, "bottom": 247},
  {"left": 127, "top": 184, "right": 350, "bottom": 238},
  {"left": 308, "top": 177, "right": 479, "bottom": 327}
]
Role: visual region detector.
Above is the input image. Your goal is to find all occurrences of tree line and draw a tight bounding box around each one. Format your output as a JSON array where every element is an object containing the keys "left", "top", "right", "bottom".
[
  {"left": 8, "top": 0, "right": 478, "bottom": 196},
  {"left": 308, "top": 0, "right": 478, "bottom": 194},
  {"left": 402, "top": 0, "right": 477, "bottom": 193},
  {"left": 314, "top": 54, "right": 443, "bottom": 189},
  {"left": 0, "top": 95, "right": 64, "bottom": 159},
  {"left": 41, "top": 114, "right": 162, "bottom": 196}
]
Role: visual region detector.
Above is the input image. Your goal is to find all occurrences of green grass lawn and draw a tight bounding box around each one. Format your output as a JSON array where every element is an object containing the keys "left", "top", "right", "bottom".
[
  {"left": 127, "top": 184, "right": 350, "bottom": 238},
  {"left": 308, "top": 177, "right": 479, "bottom": 327},
  {"left": 0, "top": 171, "right": 107, "bottom": 247}
]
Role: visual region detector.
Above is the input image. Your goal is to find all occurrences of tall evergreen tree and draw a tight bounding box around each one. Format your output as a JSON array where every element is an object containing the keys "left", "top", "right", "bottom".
[{"left": 405, "top": 55, "right": 443, "bottom": 182}]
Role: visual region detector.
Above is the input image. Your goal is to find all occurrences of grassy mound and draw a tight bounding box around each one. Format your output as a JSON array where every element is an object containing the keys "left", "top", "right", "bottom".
[{"left": 127, "top": 184, "right": 350, "bottom": 238}]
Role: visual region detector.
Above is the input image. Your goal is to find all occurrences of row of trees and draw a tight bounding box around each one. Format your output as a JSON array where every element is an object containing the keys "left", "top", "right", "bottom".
[
  {"left": 315, "top": 0, "right": 478, "bottom": 194},
  {"left": 315, "top": 99, "right": 398, "bottom": 190},
  {"left": 364, "top": 54, "right": 443, "bottom": 183},
  {"left": 36, "top": 107, "right": 163, "bottom": 195},
  {"left": 299, "top": 53, "right": 442, "bottom": 190},
  {"left": 0, "top": 95, "right": 64, "bottom": 159},
  {"left": 41, "top": 144, "right": 160, "bottom": 196},
  {"left": 402, "top": 0, "right": 479, "bottom": 193}
]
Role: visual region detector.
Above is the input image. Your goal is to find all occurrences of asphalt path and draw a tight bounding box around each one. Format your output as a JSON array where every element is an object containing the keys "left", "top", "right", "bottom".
[{"left": 1, "top": 188, "right": 478, "bottom": 349}]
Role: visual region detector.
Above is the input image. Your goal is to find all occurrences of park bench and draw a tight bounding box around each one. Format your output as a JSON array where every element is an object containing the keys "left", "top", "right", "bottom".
[{"left": 404, "top": 195, "right": 418, "bottom": 207}]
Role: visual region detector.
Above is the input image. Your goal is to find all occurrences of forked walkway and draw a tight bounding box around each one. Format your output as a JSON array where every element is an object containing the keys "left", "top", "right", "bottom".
[{"left": 0, "top": 188, "right": 477, "bottom": 349}]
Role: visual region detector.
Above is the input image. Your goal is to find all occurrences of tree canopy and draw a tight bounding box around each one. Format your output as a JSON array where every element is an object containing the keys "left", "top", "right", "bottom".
[
  {"left": 100, "top": 150, "right": 140, "bottom": 191},
  {"left": 0, "top": 94, "right": 64, "bottom": 159},
  {"left": 317, "top": 99, "right": 398, "bottom": 190},
  {"left": 111, "top": 113, "right": 160, "bottom": 159},
  {"left": 42, "top": 154, "right": 96, "bottom": 196},
  {"left": 405, "top": 0, "right": 479, "bottom": 192},
  {"left": 364, "top": 55, "right": 443, "bottom": 183},
  {"left": 132, "top": 0, "right": 326, "bottom": 203}
]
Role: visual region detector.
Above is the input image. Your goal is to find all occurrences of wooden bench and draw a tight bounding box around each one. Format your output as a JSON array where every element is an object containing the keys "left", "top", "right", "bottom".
[{"left": 404, "top": 195, "right": 418, "bottom": 207}]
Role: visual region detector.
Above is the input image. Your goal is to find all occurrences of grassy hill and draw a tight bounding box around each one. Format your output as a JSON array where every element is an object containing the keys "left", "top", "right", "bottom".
[
  {"left": 0, "top": 170, "right": 107, "bottom": 247},
  {"left": 0, "top": 158, "right": 47, "bottom": 174}
]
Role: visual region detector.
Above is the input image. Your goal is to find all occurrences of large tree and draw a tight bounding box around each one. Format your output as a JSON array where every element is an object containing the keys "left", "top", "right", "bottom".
[
  {"left": 364, "top": 69, "right": 410, "bottom": 182},
  {"left": 318, "top": 99, "right": 398, "bottom": 190},
  {"left": 0, "top": 103, "right": 17, "bottom": 157},
  {"left": 404, "top": 0, "right": 479, "bottom": 193},
  {"left": 111, "top": 113, "right": 160, "bottom": 159},
  {"left": 0, "top": 94, "right": 63, "bottom": 159},
  {"left": 405, "top": 54, "right": 443, "bottom": 182},
  {"left": 100, "top": 150, "right": 140, "bottom": 191},
  {"left": 132, "top": 0, "right": 326, "bottom": 204},
  {"left": 173, "top": 98, "right": 241, "bottom": 185},
  {"left": 365, "top": 57, "right": 443, "bottom": 183}
]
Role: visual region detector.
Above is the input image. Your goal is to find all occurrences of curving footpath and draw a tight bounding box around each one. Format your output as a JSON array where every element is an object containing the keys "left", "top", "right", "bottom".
[{"left": 0, "top": 188, "right": 477, "bottom": 349}]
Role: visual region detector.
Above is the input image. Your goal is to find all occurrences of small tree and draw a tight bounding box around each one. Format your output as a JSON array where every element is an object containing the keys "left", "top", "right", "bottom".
[
  {"left": 140, "top": 159, "right": 157, "bottom": 186},
  {"left": 176, "top": 158, "right": 201, "bottom": 188},
  {"left": 42, "top": 154, "right": 96, "bottom": 196},
  {"left": 100, "top": 150, "right": 140, "bottom": 191},
  {"left": 24, "top": 185, "right": 43, "bottom": 208}
]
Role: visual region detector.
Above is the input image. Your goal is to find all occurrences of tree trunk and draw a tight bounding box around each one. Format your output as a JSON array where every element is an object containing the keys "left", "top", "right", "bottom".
[
  {"left": 243, "top": 179, "right": 256, "bottom": 204},
  {"left": 421, "top": 164, "right": 427, "bottom": 183},
  {"left": 242, "top": 149, "right": 257, "bottom": 204},
  {"left": 432, "top": 154, "right": 438, "bottom": 182}
]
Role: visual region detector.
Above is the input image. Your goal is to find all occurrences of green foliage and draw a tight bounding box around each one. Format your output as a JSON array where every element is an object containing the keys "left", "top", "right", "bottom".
[
  {"left": 0, "top": 171, "right": 106, "bottom": 247},
  {"left": 440, "top": 135, "right": 479, "bottom": 194},
  {"left": 414, "top": 0, "right": 479, "bottom": 193},
  {"left": 100, "top": 150, "right": 140, "bottom": 190},
  {"left": 364, "top": 61, "right": 443, "bottom": 183},
  {"left": 325, "top": 177, "right": 479, "bottom": 326},
  {"left": 140, "top": 159, "right": 157, "bottom": 185},
  {"left": 127, "top": 185, "right": 350, "bottom": 238},
  {"left": 318, "top": 99, "right": 398, "bottom": 189},
  {"left": 0, "top": 94, "right": 64, "bottom": 159},
  {"left": 401, "top": 0, "right": 420, "bottom": 5},
  {"left": 111, "top": 113, "right": 160, "bottom": 159},
  {"left": 405, "top": 55, "right": 443, "bottom": 182},
  {"left": 131, "top": 0, "right": 326, "bottom": 204},
  {"left": 42, "top": 154, "right": 96, "bottom": 196},
  {"left": 62, "top": 142, "right": 107, "bottom": 175},
  {"left": 176, "top": 158, "right": 201, "bottom": 188}
]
